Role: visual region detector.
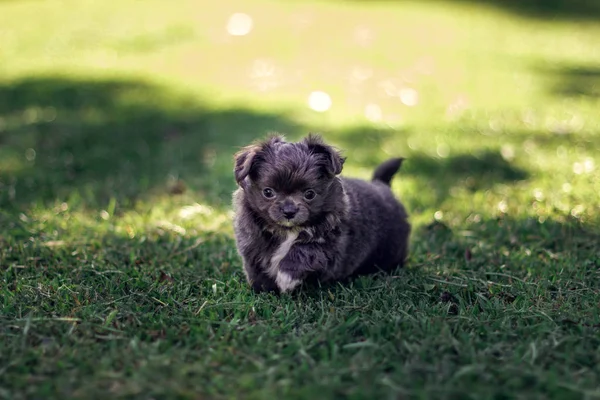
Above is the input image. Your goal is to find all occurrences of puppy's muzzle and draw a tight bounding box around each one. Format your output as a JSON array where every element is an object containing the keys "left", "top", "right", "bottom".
[{"left": 280, "top": 202, "right": 299, "bottom": 220}]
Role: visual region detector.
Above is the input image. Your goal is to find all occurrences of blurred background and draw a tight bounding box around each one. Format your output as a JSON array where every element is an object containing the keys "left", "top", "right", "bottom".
[{"left": 1, "top": 0, "right": 599, "bottom": 245}]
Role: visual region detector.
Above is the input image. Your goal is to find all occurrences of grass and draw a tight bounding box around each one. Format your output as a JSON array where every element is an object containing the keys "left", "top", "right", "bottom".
[{"left": 1, "top": 0, "right": 600, "bottom": 398}]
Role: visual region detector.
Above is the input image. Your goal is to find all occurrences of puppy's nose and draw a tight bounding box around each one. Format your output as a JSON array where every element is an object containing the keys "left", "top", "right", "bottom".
[{"left": 281, "top": 203, "right": 299, "bottom": 219}]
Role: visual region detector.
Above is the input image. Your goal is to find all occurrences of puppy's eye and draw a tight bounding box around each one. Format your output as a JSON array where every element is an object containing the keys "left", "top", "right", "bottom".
[
  {"left": 262, "top": 188, "right": 276, "bottom": 199},
  {"left": 303, "top": 189, "right": 316, "bottom": 200}
]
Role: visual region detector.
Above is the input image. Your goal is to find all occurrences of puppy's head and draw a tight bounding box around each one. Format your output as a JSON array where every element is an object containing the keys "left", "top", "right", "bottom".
[{"left": 234, "top": 133, "right": 345, "bottom": 228}]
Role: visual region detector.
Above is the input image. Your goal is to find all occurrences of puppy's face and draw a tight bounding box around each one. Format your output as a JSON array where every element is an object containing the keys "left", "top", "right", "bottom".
[{"left": 234, "top": 134, "right": 345, "bottom": 229}]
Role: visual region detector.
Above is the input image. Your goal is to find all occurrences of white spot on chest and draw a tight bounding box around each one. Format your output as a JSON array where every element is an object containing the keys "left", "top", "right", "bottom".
[{"left": 267, "top": 230, "right": 299, "bottom": 278}]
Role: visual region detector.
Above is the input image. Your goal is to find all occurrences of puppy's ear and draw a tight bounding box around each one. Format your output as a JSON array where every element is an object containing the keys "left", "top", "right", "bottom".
[
  {"left": 234, "top": 134, "right": 285, "bottom": 188},
  {"left": 234, "top": 145, "right": 259, "bottom": 188},
  {"left": 304, "top": 133, "right": 345, "bottom": 176}
]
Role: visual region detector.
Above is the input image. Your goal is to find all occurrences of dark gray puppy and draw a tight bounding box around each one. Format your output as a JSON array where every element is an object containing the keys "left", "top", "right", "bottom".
[{"left": 232, "top": 133, "right": 411, "bottom": 293}]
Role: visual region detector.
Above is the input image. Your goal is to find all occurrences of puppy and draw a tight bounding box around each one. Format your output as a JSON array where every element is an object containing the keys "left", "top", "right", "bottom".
[{"left": 232, "top": 133, "right": 411, "bottom": 293}]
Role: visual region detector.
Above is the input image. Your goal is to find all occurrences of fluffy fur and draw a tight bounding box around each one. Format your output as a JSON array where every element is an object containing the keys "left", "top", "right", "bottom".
[{"left": 231, "top": 133, "right": 411, "bottom": 293}]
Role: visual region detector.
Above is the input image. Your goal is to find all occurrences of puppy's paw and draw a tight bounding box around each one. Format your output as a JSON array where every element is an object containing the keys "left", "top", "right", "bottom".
[
  {"left": 249, "top": 275, "right": 278, "bottom": 294},
  {"left": 275, "top": 271, "right": 302, "bottom": 293}
]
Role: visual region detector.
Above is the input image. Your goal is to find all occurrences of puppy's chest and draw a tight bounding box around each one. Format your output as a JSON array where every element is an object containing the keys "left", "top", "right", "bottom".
[{"left": 262, "top": 228, "right": 337, "bottom": 277}]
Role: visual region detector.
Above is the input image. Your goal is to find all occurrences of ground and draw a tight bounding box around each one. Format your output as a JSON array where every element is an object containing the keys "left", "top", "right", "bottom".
[{"left": 1, "top": 0, "right": 600, "bottom": 398}]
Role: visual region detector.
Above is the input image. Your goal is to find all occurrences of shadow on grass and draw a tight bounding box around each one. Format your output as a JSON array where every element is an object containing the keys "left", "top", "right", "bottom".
[
  {"left": 0, "top": 76, "right": 533, "bottom": 224},
  {"left": 404, "top": 150, "right": 528, "bottom": 207},
  {"left": 0, "top": 76, "right": 302, "bottom": 212},
  {"left": 338, "top": 0, "right": 600, "bottom": 20},
  {"left": 505, "top": 130, "right": 600, "bottom": 156},
  {"left": 331, "top": 126, "right": 529, "bottom": 210},
  {"left": 537, "top": 63, "right": 600, "bottom": 99},
  {"left": 329, "top": 126, "right": 399, "bottom": 157}
]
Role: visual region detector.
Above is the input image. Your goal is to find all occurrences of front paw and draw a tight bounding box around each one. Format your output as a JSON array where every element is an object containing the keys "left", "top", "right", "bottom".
[
  {"left": 275, "top": 270, "right": 303, "bottom": 293},
  {"left": 250, "top": 275, "right": 278, "bottom": 293},
  {"left": 276, "top": 258, "right": 308, "bottom": 293},
  {"left": 278, "top": 257, "right": 307, "bottom": 280}
]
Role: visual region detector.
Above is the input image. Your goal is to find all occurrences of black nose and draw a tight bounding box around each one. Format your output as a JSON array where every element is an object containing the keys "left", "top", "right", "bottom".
[{"left": 281, "top": 203, "right": 299, "bottom": 219}]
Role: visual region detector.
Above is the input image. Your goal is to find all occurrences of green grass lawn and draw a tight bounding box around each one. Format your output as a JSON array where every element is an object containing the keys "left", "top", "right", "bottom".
[{"left": 1, "top": 0, "right": 600, "bottom": 398}]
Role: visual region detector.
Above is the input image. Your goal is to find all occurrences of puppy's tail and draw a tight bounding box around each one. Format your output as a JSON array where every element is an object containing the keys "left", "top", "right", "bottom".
[{"left": 372, "top": 157, "right": 404, "bottom": 186}]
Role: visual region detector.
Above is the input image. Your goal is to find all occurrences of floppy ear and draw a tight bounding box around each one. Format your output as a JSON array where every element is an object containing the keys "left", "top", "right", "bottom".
[
  {"left": 233, "top": 133, "right": 286, "bottom": 188},
  {"left": 304, "top": 133, "right": 345, "bottom": 176},
  {"left": 233, "top": 145, "right": 259, "bottom": 188}
]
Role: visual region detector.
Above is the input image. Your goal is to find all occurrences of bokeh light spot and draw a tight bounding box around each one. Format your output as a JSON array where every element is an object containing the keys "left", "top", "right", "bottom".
[
  {"left": 498, "top": 201, "right": 508, "bottom": 213},
  {"left": 351, "top": 66, "right": 373, "bottom": 82},
  {"left": 249, "top": 59, "right": 279, "bottom": 91},
  {"left": 379, "top": 79, "right": 397, "bottom": 97},
  {"left": 227, "top": 13, "right": 253, "bottom": 36},
  {"left": 571, "top": 205, "right": 585, "bottom": 218},
  {"left": 436, "top": 143, "right": 449, "bottom": 158},
  {"left": 308, "top": 91, "right": 332, "bottom": 112},
  {"left": 399, "top": 88, "right": 418, "bottom": 106},
  {"left": 25, "top": 148, "right": 36, "bottom": 161},
  {"left": 364, "top": 103, "right": 382, "bottom": 122},
  {"left": 501, "top": 145, "right": 515, "bottom": 161}
]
